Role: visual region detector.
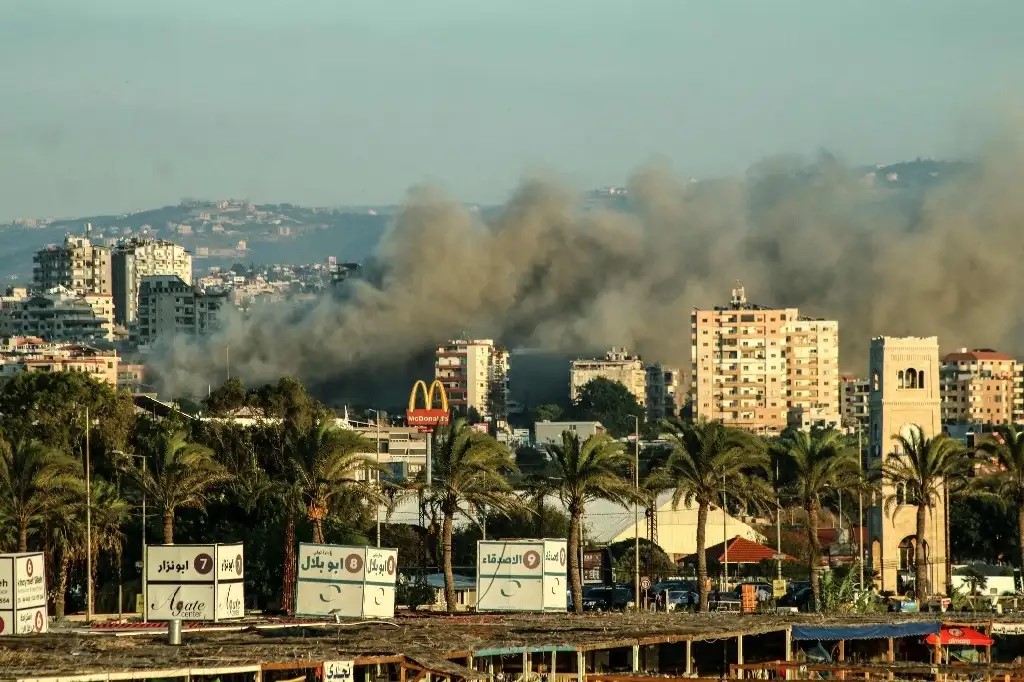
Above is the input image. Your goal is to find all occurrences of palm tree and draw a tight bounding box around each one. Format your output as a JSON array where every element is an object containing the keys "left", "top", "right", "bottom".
[
  {"left": 289, "top": 421, "right": 380, "bottom": 544},
  {"left": 117, "top": 429, "right": 231, "bottom": 543},
  {"left": 977, "top": 426, "right": 1024, "bottom": 582},
  {"left": 544, "top": 431, "right": 636, "bottom": 614},
  {"left": 427, "top": 419, "right": 521, "bottom": 613},
  {"left": 775, "top": 428, "right": 862, "bottom": 611},
  {"left": 882, "top": 425, "right": 968, "bottom": 600},
  {"left": 0, "top": 435, "right": 83, "bottom": 551},
  {"left": 653, "top": 419, "right": 771, "bottom": 612}
]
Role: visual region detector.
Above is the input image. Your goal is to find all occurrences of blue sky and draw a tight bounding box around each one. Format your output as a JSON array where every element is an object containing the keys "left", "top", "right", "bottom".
[{"left": 1, "top": 0, "right": 1020, "bottom": 218}]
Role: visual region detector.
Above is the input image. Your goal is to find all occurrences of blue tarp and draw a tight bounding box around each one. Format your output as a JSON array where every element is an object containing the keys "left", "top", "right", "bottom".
[{"left": 792, "top": 622, "right": 941, "bottom": 641}]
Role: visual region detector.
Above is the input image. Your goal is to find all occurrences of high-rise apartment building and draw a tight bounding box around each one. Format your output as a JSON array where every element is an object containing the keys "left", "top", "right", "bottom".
[
  {"left": 33, "top": 233, "right": 112, "bottom": 296},
  {"left": 645, "top": 363, "right": 683, "bottom": 420},
  {"left": 940, "top": 348, "right": 1023, "bottom": 425},
  {"left": 866, "top": 336, "right": 947, "bottom": 596},
  {"left": 112, "top": 238, "right": 193, "bottom": 326},
  {"left": 841, "top": 375, "right": 870, "bottom": 430},
  {"left": 690, "top": 284, "right": 840, "bottom": 434},
  {"left": 434, "top": 339, "right": 510, "bottom": 421},
  {"left": 570, "top": 347, "right": 647, "bottom": 405},
  {"left": 0, "top": 286, "right": 114, "bottom": 342},
  {"left": 136, "top": 275, "right": 228, "bottom": 345}
]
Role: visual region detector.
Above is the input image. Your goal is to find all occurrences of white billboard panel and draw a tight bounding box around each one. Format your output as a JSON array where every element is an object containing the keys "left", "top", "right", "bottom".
[
  {"left": 323, "top": 661, "right": 354, "bottom": 682},
  {"left": 0, "top": 552, "right": 47, "bottom": 635},
  {"left": 295, "top": 544, "right": 397, "bottom": 618},
  {"left": 477, "top": 539, "right": 567, "bottom": 613},
  {"left": 145, "top": 544, "right": 244, "bottom": 621}
]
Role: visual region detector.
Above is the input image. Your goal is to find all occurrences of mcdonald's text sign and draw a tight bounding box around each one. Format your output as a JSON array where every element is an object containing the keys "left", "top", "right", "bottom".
[{"left": 406, "top": 380, "right": 450, "bottom": 429}]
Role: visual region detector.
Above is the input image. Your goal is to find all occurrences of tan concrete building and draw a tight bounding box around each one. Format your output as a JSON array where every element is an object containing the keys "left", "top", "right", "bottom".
[
  {"left": 570, "top": 347, "right": 647, "bottom": 404},
  {"left": 841, "top": 375, "right": 870, "bottom": 430},
  {"left": 645, "top": 363, "right": 683, "bottom": 420},
  {"left": 690, "top": 284, "right": 840, "bottom": 434},
  {"left": 0, "top": 336, "right": 119, "bottom": 386},
  {"left": 112, "top": 238, "right": 193, "bottom": 325},
  {"left": 0, "top": 286, "right": 114, "bottom": 342},
  {"left": 33, "top": 233, "right": 112, "bottom": 296},
  {"left": 940, "top": 348, "right": 1023, "bottom": 425},
  {"left": 866, "top": 336, "right": 947, "bottom": 596},
  {"left": 434, "top": 338, "right": 510, "bottom": 421}
]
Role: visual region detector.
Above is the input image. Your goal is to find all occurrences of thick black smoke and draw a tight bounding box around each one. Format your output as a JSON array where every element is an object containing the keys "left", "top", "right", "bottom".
[{"left": 153, "top": 142, "right": 1024, "bottom": 403}]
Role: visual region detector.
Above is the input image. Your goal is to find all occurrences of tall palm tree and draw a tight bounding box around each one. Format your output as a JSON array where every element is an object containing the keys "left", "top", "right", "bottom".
[
  {"left": 289, "top": 421, "right": 380, "bottom": 544},
  {"left": 775, "top": 428, "right": 862, "bottom": 611},
  {"left": 0, "top": 435, "right": 83, "bottom": 551},
  {"left": 653, "top": 419, "right": 771, "bottom": 612},
  {"left": 427, "top": 419, "right": 521, "bottom": 613},
  {"left": 976, "top": 425, "right": 1024, "bottom": 581},
  {"left": 117, "top": 429, "right": 231, "bottom": 543},
  {"left": 544, "top": 431, "right": 636, "bottom": 614},
  {"left": 882, "top": 425, "right": 968, "bottom": 600}
]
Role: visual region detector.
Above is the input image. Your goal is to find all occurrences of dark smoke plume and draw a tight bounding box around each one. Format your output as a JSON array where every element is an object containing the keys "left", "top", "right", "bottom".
[{"left": 153, "top": 141, "right": 1024, "bottom": 402}]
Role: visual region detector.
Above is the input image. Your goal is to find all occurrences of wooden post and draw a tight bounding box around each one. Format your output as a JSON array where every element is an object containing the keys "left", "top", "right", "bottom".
[
  {"left": 784, "top": 628, "right": 793, "bottom": 681},
  {"left": 887, "top": 638, "right": 894, "bottom": 663},
  {"left": 400, "top": 661, "right": 407, "bottom": 682},
  {"left": 737, "top": 634, "right": 744, "bottom": 666},
  {"left": 523, "top": 652, "right": 530, "bottom": 680},
  {"left": 838, "top": 640, "right": 845, "bottom": 662},
  {"left": 631, "top": 645, "right": 640, "bottom": 673},
  {"left": 685, "top": 640, "right": 693, "bottom": 676},
  {"left": 551, "top": 650, "right": 558, "bottom": 678},
  {"left": 576, "top": 651, "right": 585, "bottom": 682},
  {"left": 487, "top": 658, "right": 494, "bottom": 682}
]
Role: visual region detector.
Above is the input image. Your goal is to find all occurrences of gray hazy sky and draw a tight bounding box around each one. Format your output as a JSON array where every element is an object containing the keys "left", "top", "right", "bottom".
[{"left": 1, "top": 0, "right": 1020, "bottom": 219}]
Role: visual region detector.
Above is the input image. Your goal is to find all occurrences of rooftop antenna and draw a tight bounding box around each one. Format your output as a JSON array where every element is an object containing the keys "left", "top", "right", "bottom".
[{"left": 730, "top": 280, "right": 746, "bottom": 308}]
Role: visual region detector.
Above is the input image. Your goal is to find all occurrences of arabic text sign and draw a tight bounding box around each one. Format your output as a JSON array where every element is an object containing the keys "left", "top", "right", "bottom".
[
  {"left": 0, "top": 553, "right": 47, "bottom": 635},
  {"left": 323, "top": 660, "right": 355, "bottom": 682},
  {"left": 476, "top": 539, "right": 567, "bottom": 612},
  {"left": 295, "top": 544, "right": 398, "bottom": 618},
  {"left": 145, "top": 544, "right": 245, "bottom": 621}
]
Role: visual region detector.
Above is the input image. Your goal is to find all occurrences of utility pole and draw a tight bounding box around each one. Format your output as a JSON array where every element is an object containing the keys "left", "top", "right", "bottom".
[
  {"left": 369, "top": 409, "right": 382, "bottom": 547},
  {"left": 858, "top": 424, "right": 865, "bottom": 589},
  {"left": 632, "top": 415, "right": 640, "bottom": 611},
  {"left": 722, "top": 476, "right": 729, "bottom": 591},
  {"left": 85, "top": 406, "right": 93, "bottom": 624},
  {"left": 776, "top": 459, "right": 783, "bottom": 582}
]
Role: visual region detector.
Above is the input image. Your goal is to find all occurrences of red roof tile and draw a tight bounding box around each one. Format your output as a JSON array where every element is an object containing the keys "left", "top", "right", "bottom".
[
  {"left": 681, "top": 536, "right": 794, "bottom": 564},
  {"left": 943, "top": 350, "right": 1014, "bottom": 362}
]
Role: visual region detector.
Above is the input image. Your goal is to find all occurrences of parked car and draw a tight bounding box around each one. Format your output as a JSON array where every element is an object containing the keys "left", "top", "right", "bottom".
[
  {"left": 582, "top": 585, "right": 634, "bottom": 611},
  {"left": 665, "top": 589, "right": 699, "bottom": 611},
  {"left": 778, "top": 586, "right": 813, "bottom": 611}
]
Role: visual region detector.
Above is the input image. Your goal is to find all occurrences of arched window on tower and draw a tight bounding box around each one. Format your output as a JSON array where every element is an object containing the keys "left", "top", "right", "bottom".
[
  {"left": 897, "top": 370, "right": 905, "bottom": 388},
  {"left": 906, "top": 368, "right": 918, "bottom": 389},
  {"left": 918, "top": 368, "right": 925, "bottom": 390}
]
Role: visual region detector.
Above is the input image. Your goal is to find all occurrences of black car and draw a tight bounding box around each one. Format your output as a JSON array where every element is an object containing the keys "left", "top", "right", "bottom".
[
  {"left": 778, "top": 586, "right": 813, "bottom": 611},
  {"left": 582, "top": 585, "right": 634, "bottom": 611}
]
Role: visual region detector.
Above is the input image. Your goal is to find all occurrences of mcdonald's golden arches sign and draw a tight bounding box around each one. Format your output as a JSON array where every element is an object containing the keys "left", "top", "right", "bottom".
[{"left": 406, "top": 379, "right": 450, "bottom": 429}]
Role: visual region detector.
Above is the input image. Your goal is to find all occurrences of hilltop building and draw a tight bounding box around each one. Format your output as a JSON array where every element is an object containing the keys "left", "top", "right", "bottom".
[
  {"left": 136, "top": 275, "right": 228, "bottom": 345},
  {"left": 0, "top": 286, "right": 114, "bottom": 342},
  {"left": 866, "top": 336, "right": 947, "bottom": 596},
  {"left": 690, "top": 284, "right": 840, "bottom": 434},
  {"left": 33, "top": 232, "right": 112, "bottom": 296},
  {"left": 940, "top": 348, "right": 1023, "bottom": 426},
  {"left": 112, "top": 238, "right": 192, "bottom": 326},
  {"left": 434, "top": 339, "right": 510, "bottom": 421}
]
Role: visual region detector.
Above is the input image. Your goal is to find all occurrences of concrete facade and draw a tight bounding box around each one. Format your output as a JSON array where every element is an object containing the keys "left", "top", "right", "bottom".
[
  {"left": 866, "top": 336, "right": 948, "bottom": 597},
  {"left": 691, "top": 284, "right": 840, "bottom": 434},
  {"left": 571, "top": 347, "right": 647, "bottom": 406},
  {"left": 940, "top": 348, "right": 1023, "bottom": 426},
  {"left": 136, "top": 275, "right": 227, "bottom": 345},
  {"left": 0, "top": 336, "right": 119, "bottom": 386},
  {"left": 112, "top": 238, "right": 193, "bottom": 325},
  {"left": 435, "top": 338, "right": 510, "bottom": 421},
  {"left": 33, "top": 234, "right": 112, "bottom": 296},
  {"left": 0, "top": 286, "right": 114, "bottom": 342}
]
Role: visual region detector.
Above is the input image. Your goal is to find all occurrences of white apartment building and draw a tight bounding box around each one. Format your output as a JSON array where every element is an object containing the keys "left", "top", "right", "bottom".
[
  {"left": 112, "top": 238, "right": 193, "bottom": 325},
  {"left": 570, "top": 347, "right": 647, "bottom": 405},
  {"left": 136, "top": 275, "right": 228, "bottom": 345},
  {"left": 0, "top": 286, "right": 114, "bottom": 342},
  {"left": 434, "top": 339, "right": 510, "bottom": 421},
  {"left": 33, "top": 233, "right": 112, "bottom": 296},
  {"left": 691, "top": 284, "right": 840, "bottom": 434}
]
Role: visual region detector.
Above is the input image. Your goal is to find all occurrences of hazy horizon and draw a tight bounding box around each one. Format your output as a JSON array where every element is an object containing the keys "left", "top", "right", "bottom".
[{"left": 2, "top": 0, "right": 1021, "bottom": 219}]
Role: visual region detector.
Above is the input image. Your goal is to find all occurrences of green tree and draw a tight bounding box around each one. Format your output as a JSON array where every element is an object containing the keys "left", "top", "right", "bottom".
[
  {"left": 882, "top": 425, "right": 969, "bottom": 600},
  {"left": 775, "top": 429, "right": 862, "bottom": 611},
  {"left": 117, "top": 429, "right": 231, "bottom": 543},
  {"left": 544, "top": 431, "right": 636, "bottom": 613},
  {"left": 203, "top": 378, "right": 247, "bottom": 414},
  {"left": 0, "top": 434, "right": 83, "bottom": 551},
  {"left": 426, "top": 419, "right": 521, "bottom": 613},
  {"left": 572, "top": 378, "right": 645, "bottom": 438},
  {"left": 288, "top": 421, "right": 379, "bottom": 543},
  {"left": 608, "top": 538, "right": 676, "bottom": 583},
  {"left": 532, "top": 404, "right": 564, "bottom": 423},
  {"left": 652, "top": 419, "right": 771, "bottom": 612},
  {"left": 83, "top": 478, "right": 131, "bottom": 615},
  {"left": 977, "top": 426, "right": 1024, "bottom": 581}
]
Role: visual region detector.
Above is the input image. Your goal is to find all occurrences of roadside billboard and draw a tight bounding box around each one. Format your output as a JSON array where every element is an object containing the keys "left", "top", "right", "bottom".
[
  {"left": 0, "top": 552, "right": 47, "bottom": 635},
  {"left": 476, "top": 539, "right": 568, "bottom": 612},
  {"left": 295, "top": 544, "right": 398, "bottom": 619},
  {"left": 145, "top": 544, "right": 245, "bottom": 621}
]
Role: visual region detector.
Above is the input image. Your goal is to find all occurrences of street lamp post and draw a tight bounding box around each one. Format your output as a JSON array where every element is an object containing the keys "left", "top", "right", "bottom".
[
  {"left": 84, "top": 407, "right": 93, "bottom": 624},
  {"left": 113, "top": 449, "right": 147, "bottom": 622},
  {"left": 632, "top": 415, "right": 640, "bottom": 611},
  {"left": 368, "top": 409, "right": 383, "bottom": 547}
]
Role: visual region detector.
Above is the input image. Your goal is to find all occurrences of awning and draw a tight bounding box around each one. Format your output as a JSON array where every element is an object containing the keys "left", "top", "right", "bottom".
[
  {"left": 925, "top": 626, "right": 994, "bottom": 647},
  {"left": 792, "top": 622, "right": 940, "bottom": 641}
]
